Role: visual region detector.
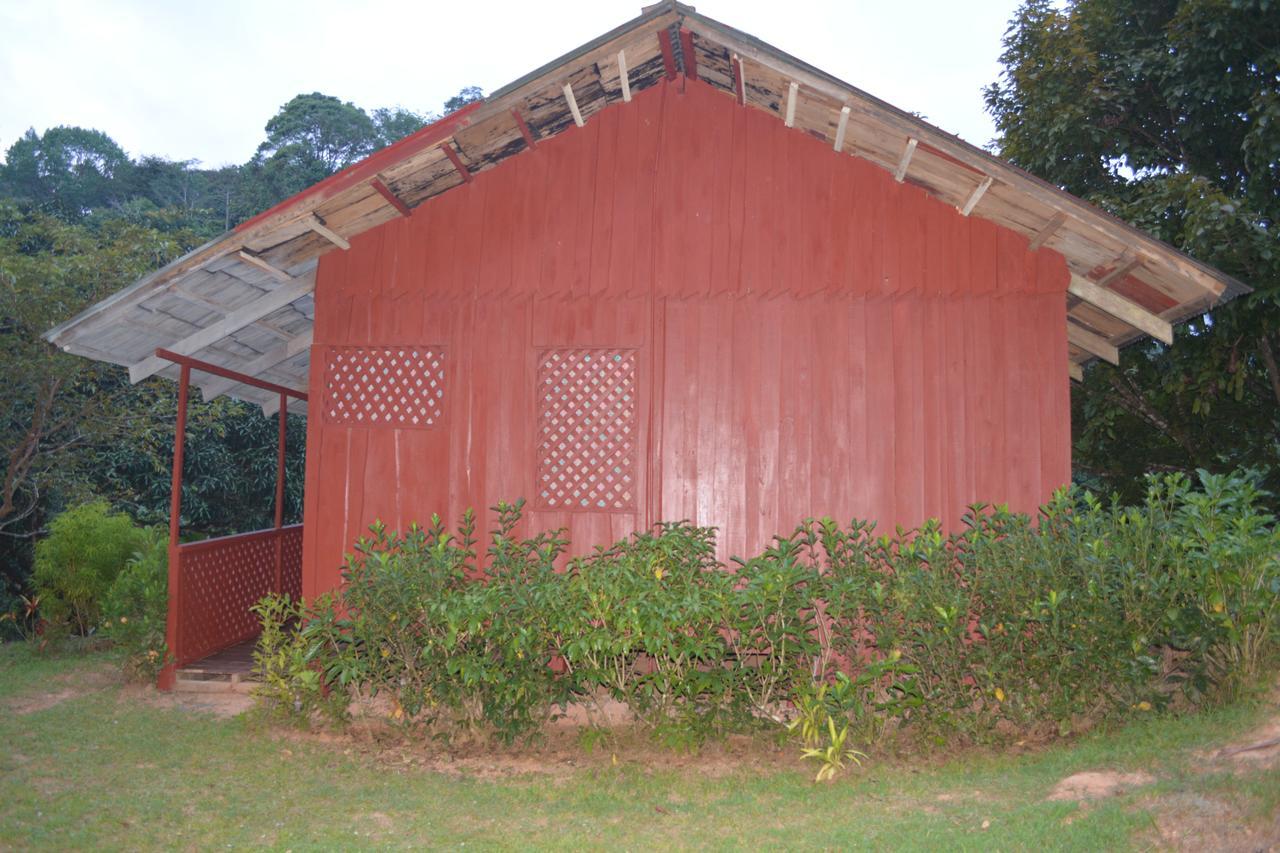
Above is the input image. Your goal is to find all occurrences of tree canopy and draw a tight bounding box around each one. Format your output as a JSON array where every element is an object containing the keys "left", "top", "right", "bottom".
[{"left": 986, "top": 0, "right": 1280, "bottom": 501}]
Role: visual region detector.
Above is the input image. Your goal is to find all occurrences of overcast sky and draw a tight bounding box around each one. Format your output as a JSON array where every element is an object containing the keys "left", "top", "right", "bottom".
[{"left": 0, "top": 0, "right": 1022, "bottom": 168}]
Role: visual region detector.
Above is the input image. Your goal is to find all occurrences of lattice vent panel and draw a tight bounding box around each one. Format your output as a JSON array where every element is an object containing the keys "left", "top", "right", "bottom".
[
  {"left": 323, "top": 346, "right": 445, "bottom": 427},
  {"left": 536, "top": 349, "right": 638, "bottom": 511}
]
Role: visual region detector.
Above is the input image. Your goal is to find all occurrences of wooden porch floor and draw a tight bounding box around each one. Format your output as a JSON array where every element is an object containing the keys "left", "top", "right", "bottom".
[{"left": 177, "top": 637, "right": 258, "bottom": 682}]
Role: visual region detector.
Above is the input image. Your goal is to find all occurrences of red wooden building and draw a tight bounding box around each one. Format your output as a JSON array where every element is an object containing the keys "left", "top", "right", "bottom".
[{"left": 44, "top": 3, "right": 1246, "bottom": 687}]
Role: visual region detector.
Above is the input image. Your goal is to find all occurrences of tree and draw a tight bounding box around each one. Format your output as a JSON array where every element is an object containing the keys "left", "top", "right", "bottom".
[
  {"left": 985, "top": 0, "right": 1280, "bottom": 501},
  {"left": 0, "top": 127, "right": 133, "bottom": 220},
  {"left": 443, "top": 85, "right": 484, "bottom": 114}
]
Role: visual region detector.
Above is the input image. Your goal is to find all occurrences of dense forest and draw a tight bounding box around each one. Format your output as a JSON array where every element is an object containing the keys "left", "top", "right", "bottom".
[
  {"left": 0, "top": 87, "right": 483, "bottom": 617},
  {"left": 1, "top": 0, "right": 1276, "bottom": 626}
]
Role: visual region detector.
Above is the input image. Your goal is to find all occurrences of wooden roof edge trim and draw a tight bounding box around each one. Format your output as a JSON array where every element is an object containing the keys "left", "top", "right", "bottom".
[{"left": 676, "top": 7, "right": 1249, "bottom": 305}]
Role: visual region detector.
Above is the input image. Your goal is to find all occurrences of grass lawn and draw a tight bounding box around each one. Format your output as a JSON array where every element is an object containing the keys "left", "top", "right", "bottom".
[{"left": 1, "top": 644, "right": 1278, "bottom": 850}]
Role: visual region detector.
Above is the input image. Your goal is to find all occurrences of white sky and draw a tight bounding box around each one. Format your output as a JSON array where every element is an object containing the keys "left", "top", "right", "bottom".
[{"left": 0, "top": 0, "right": 1020, "bottom": 168}]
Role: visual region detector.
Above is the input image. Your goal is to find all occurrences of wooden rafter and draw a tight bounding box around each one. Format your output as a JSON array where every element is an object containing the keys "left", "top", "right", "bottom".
[
  {"left": 732, "top": 54, "right": 745, "bottom": 105},
  {"left": 1068, "top": 272, "right": 1173, "bottom": 345},
  {"left": 1066, "top": 322, "right": 1120, "bottom": 365},
  {"left": 617, "top": 50, "right": 632, "bottom": 102},
  {"left": 562, "top": 83, "right": 585, "bottom": 127},
  {"left": 659, "top": 27, "right": 677, "bottom": 79},
  {"left": 1028, "top": 212, "right": 1067, "bottom": 251},
  {"left": 511, "top": 107, "right": 538, "bottom": 148},
  {"left": 370, "top": 178, "right": 411, "bottom": 218},
  {"left": 305, "top": 213, "right": 349, "bottom": 250},
  {"left": 679, "top": 28, "right": 698, "bottom": 80},
  {"left": 833, "top": 105, "right": 850, "bottom": 152},
  {"left": 237, "top": 250, "right": 293, "bottom": 282},
  {"left": 1097, "top": 254, "right": 1141, "bottom": 288},
  {"left": 784, "top": 81, "right": 798, "bottom": 128},
  {"left": 128, "top": 272, "right": 317, "bottom": 383},
  {"left": 1069, "top": 363, "right": 1084, "bottom": 383},
  {"left": 442, "top": 143, "right": 472, "bottom": 182},
  {"left": 960, "top": 176, "right": 993, "bottom": 217},
  {"left": 894, "top": 137, "right": 918, "bottom": 183}
]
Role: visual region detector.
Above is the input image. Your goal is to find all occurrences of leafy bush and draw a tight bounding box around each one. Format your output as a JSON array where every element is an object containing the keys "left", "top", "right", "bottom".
[
  {"left": 264, "top": 470, "right": 1280, "bottom": 753},
  {"left": 33, "top": 501, "right": 146, "bottom": 636},
  {"left": 101, "top": 527, "right": 169, "bottom": 681},
  {"left": 251, "top": 593, "right": 348, "bottom": 726}
]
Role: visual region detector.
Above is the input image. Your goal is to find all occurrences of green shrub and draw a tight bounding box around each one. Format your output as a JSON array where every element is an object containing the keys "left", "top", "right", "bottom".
[
  {"left": 101, "top": 527, "right": 169, "bottom": 681},
  {"left": 263, "top": 470, "right": 1280, "bottom": 753},
  {"left": 33, "top": 501, "right": 146, "bottom": 636},
  {"left": 251, "top": 593, "right": 348, "bottom": 726}
]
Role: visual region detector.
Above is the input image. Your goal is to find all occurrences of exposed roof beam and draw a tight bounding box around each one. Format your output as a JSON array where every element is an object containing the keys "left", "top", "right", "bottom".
[
  {"left": 370, "top": 177, "right": 411, "bottom": 218},
  {"left": 658, "top": 27, "right": 677, "bottom": 79},
  {"left": 237, "top": 250, "right": 293, "bottom": 282},
  {"left": 201, "top": 329, "right": 314, "bottom": 400},
  {"left": 833, "top": 105, "right": 850, "bottom": 152},
  {"left": 1028, "top": 211, "right": 1067, "bottom": 251},
  {"left": 511, "top": 107, "right": 538, "bottom": 148},
  {"left": 732, "top": 54, "right": 745, "bottom": 105},
  {"left": 1069, "top": 363, "right": 1084, "bottom": 383},
  {"left": 1068, "top": 272, "right": 1173, "bottom": 345},
  {"left": 617, "top": 50, "right": 632, "bottom": 102},
  {"left": 959, "top": 176, "right": 993, "bottom": 217},
  {"left": 1066, "top": 322, "right": 1120, "bottom": 365},
  {"left": 784, "top": 81, "right": 798, "bottom": 128},
  {"left": 442, "top": 143, "right": 472, "bottom": 182},
  {"left": 894, "top": 137, "right": 918, "bottom": 182},
  {"left": 562, "top": 83, "right": 585, "bottom": 127},
  {"left": 1097, "top": 253, "right": 1142, "bottom": 288},
  {"left": 128, "top": 272, "right": 317, "bottom": 383},
  {"left": 679, "top": 28, "right": 698, "bottom": 80},
  {"left": 305, "top": 213, "right": 349, "bottom": 250}
]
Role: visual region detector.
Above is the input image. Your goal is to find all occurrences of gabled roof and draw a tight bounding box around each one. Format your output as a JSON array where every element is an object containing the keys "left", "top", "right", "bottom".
[{"left": 44, "top": 1, "right": 1248, "bottom": 412}]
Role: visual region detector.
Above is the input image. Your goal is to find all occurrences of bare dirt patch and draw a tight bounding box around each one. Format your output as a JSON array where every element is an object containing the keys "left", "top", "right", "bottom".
[
  {"left": 5, "top": 661, "right": 119, "bottom": 715},
  {"left": 1047, "top": 770, "right": 1155, "bottom": 801},
  {"left": 122, "top": 683, "right": 254, "bottom": 719},
  {"left": 1141, "top": 791, "right": 1279, "bottom": 851}
]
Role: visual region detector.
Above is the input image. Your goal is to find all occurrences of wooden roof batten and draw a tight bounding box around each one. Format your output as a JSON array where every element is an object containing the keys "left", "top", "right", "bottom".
[{"left": 43, "top": 0, "right": 1247, "bottom": 410}]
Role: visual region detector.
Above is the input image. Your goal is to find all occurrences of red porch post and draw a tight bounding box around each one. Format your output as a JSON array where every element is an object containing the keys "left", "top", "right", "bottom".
[
  {"left": 274, "top": 391, "right": 286, "bottom": 595},
  {"left": 157, "top": 363, "right": 190, "bottom": 690}
]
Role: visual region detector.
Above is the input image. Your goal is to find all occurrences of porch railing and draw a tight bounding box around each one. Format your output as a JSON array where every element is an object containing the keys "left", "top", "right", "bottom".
[
  {"left": 155, "top": 348, "right": 309, "bottom": 689},
  {"left": 171, "top": 524, "right": 304, "bottom": 668}
]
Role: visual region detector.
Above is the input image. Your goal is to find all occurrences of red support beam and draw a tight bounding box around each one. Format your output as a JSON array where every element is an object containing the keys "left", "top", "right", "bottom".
[
  {"left": 511, "top": 107, "right": 538, "bottom": 149},
  {"left": 370, "top": 178, "right": 412, "bottom": 218},
  {"left": 442, "top": 143, "right": 472, "bottom": 183},
  {"left": 153, "top": 349, "right": 308, "bottom": 401},
  {"left": 659, "top": 28, "right": 678, "bottom": 80},
  {"left": 157, "top": 362, "right": 191, "bottom": 691},
  {"left": 679, "top": 28, "right": 698, "bottom": 81},
  {"left": 274, "top": 391, "right": 286, "bottom": 594}
]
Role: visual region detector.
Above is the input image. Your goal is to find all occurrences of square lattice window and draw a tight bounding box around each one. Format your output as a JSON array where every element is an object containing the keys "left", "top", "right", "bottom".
[
  {"left": 323, "top": 346, "right": 445, "bottom": 428},
  {"left": 536, "top": 349, "right": 637, "bottom": 511}
]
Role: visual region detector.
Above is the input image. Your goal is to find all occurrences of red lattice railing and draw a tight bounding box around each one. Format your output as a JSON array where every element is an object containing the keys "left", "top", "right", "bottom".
[{"left": 174, "top": 524, "right": 303, "bottom": 667}]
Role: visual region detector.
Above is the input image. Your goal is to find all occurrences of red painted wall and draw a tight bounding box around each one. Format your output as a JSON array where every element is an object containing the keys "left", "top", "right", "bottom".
[{"left": 300, "top": 78, "right": 1071, "bottom": 596}]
